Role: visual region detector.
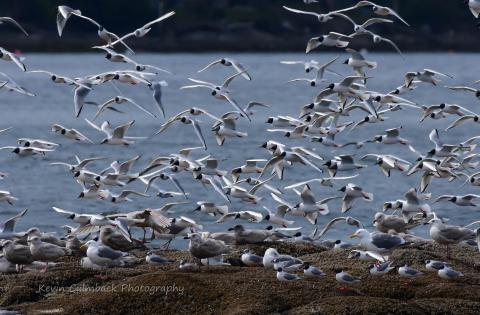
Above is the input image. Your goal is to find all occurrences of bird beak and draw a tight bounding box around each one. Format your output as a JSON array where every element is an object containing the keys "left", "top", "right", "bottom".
[
  {"left": 80, "top": 244, "right": 87, "bottom": 249},
  {"left": 372, "top": 219, "right": 377, "bottom": 224},
  {"left": 349, "top": 232, "right": 358, "bottom": 239},
  {"left": 227, "top": 228, "right": 234, "bottom": 231}
]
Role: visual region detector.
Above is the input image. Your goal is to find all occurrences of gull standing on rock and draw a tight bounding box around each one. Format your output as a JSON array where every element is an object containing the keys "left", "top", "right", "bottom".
[
  {"left": 428, "top": 214, "right": 475, "bottom": 256},
  {"left": 350, "top": 229, "right": 406, "bottom": 253},
  {"left": 276, "top": 267, "right": 302, "bottom": 281},
  {"left": 241, "top": 249, "right": 263, "bottom": 267},
  {"left": 186, "top": 233, "right": 230, "bottom": 265},
  {"left": 398, "top": 264, "right": 423, "bottom": 278},
  {"left": 82, "top": 240, "right": 132, "bottom": 268},
  {"left": 146, "top": 251, "right": 174, "bottom": 267},
  {"left": 28, "top": 236, "right": 70, "bottom": 272}
]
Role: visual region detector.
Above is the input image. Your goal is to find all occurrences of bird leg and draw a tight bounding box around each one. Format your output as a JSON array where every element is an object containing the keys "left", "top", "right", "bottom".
[
  {"left": 150, "top": 229, "right": 155, "bottom": 241},
  {"left": 161, "top": 239, "right": 172, "bottom": 249},
  {"left": 403, "top": 279, "right": 414, "bottom": 286},
  {"left": 142, "top": 228, "right": 146, "bottom": 243},
  {"left": 94, "top": 268, "right": 109, "bottom": 280},
  {"left": 41, "top": 262, "right": 49, "bottom": 273}
]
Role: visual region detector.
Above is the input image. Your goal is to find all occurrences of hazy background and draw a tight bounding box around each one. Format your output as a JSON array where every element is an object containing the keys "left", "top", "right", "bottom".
[{"left": 0, "top": 0, "right": 477, "bottom": 52}]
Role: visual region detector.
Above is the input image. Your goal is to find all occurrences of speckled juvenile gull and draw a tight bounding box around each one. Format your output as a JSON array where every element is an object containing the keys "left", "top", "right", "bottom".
[
  {"left": 28, "top": 236, "right": 70, "bottom": 271},
  {"left": 100, "top": 227, "right": 142, "bottom": 251},
  {"left": 1, "top": 240, "right": 33, "bottom": 272},
  {"left": 373, "top": 212, "right": 424, "bottom": 233},
  {"left": 186, "top": 233, "right": 230, "bottom": 262},
  {"left": 228, "top": 224, "right": 272, "bottom": 244}
]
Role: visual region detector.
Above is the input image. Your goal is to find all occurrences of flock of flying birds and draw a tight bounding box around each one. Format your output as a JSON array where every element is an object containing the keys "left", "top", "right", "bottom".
[{"left": 0, "top": 1, "right": 480, "bottom": 287}]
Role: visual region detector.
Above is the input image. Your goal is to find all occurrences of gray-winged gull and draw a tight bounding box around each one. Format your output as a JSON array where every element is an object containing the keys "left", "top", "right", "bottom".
[
  {"left": 398, "top": 264, "right": 423, "bottom": 278},
  {"left": 276, "top": 267, "right": 302, "bottom": 281},
  {"left": 428, "top": 214, "right": 475, "bottom": 256},
  {"left": 241, "top": 249, "right": 263, "bottom": 267},
  {"left": 146, "top": 251, "right": 174, "bottom": 266},
  {"left": 350, "top": 228, "right": 406, "bottom": 253},
  {"left": 438, "top": 266, "right": 464, "bottom": 280},
  {"left": 82, "top": 240, "right": 132, "bottom": 268},
  {"left": 334, "top": 269, "right": 361, "bottom": 285},
  {"left": 368, "top": 261, "right": 395, "bottom": 275},
  {"left": 425, "top": 260, "right": 450, "bottom": 271},
  {"left": 303, "top": 264, "right": 326, "bottom": 278}
]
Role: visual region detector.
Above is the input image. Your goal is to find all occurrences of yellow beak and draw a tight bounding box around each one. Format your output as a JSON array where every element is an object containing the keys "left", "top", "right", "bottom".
[
  {"left": 80, "top": 244, "right": 87, "bottom": 250},
  {"left": 349, "top": 233, "right": 357, "bottom": 239}
]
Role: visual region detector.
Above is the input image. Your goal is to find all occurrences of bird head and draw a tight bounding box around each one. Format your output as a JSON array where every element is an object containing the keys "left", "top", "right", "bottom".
[{"left": 349, "top": 229, "right": 368, "bottom": 239}]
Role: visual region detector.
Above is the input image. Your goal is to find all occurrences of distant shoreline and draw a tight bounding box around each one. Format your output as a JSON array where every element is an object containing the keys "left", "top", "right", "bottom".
[{"left": 2, "top": 32, "right": 478, "bottom": 53}]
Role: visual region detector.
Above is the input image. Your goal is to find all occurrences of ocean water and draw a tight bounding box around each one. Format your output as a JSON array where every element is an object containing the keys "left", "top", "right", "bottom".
[{"left": 0, "top": 52, "right": 479, "bottom": 248}]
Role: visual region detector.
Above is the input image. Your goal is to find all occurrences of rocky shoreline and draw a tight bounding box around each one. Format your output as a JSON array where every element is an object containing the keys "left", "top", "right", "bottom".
[{"left": 0, "top": 241, "right": 479, "bottom": 315}]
